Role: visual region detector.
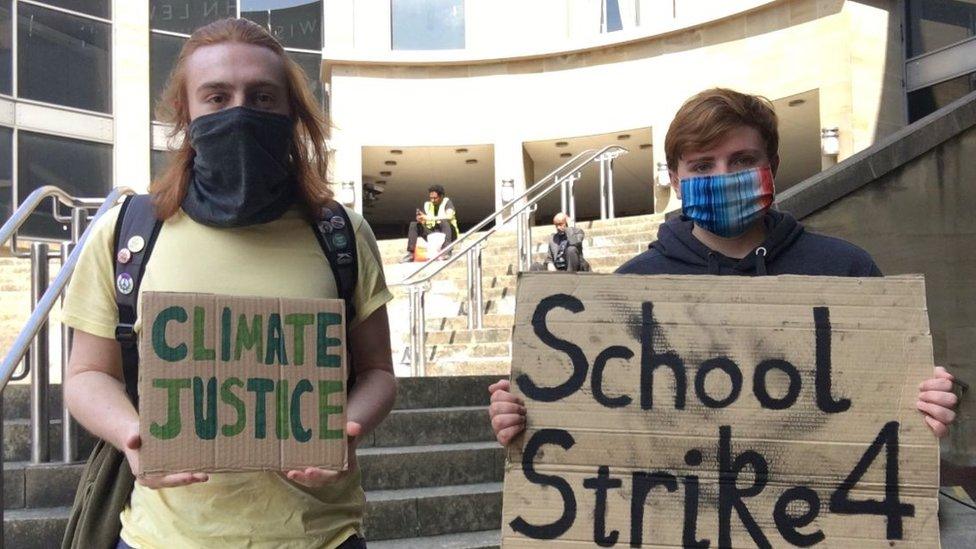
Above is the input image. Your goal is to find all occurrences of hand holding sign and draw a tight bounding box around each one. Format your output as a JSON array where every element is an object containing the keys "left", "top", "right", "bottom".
[
  {"left": 286, "top": 420, "right": 361, "bottom": 487},
  {"left": 916, "top": 366, "right": 959, "bottom": 438},
  {"left": 122, "top": 428, "right": 209, "bottom": 489},
  {"left": 489, "top": 379, "right": 526, "bottom": 446}
]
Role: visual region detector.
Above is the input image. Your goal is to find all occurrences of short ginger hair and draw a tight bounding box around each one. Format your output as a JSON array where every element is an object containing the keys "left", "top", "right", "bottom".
[{"left": 664, "top": 88, "right": 779, "bottom": 170}]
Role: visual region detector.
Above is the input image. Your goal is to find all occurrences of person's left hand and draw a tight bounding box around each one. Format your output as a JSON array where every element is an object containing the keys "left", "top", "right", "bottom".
[
  {"left": 917, "top": 366, "right": 958, "bottom": 438},
  {"left": 286, "top": 421, "right": 361, "bottom": 487}
]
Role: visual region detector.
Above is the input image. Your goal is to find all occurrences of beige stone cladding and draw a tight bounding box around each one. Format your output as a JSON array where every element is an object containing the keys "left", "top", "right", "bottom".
[{"left": 325, "top": 0, "right": 907, "bottom": 209}]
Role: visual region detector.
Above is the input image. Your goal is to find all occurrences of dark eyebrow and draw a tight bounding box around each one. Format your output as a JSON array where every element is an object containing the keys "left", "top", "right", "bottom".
[
  {"left": 195, "top": 81, "right": 231, "bottom": 95},
  {"left": 195, "top": 80, "right": 284, "bottom": 94},
  {"left": 683, "top": 154, "right": 714, "bottom": 163},
  {"left": 730, "top": 148, "right": 764, "bottom": 157}
]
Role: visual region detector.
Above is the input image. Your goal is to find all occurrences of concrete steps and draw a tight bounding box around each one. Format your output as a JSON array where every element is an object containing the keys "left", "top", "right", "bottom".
[
  {"left": 364, "top": 482, "right": 502, "bottom": 542},
  {"left": 2, "top": 376, "right": 507, "bottom": 548},
  {"left": 383, "top": 213, "right": 664, "bottom": 376},
  {"left": 369, "top": 529, "right": 499, "bottom": 549}
]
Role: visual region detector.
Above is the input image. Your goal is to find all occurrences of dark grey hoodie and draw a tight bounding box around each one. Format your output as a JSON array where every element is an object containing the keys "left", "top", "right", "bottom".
[{"left": 616, "top": 210, "right": 882, "bottom": 277}]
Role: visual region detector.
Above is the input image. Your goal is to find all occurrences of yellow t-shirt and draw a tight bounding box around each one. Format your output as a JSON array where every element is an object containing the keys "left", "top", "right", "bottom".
[{"left": 60, "top": 204, "right": 393, "bottom": 549}]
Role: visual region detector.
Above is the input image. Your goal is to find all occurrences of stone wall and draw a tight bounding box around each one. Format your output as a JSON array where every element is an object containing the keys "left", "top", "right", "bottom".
[
  {"left": 0, "top": 256, "right": 32, "bottom": 357},
  {"left": 781, "top": 91, "right": 976, "bottom": 465}
]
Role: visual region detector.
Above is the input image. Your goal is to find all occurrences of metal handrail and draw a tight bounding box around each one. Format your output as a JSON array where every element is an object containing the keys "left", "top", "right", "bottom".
[
  {"left": 393, "top": 145, "right": 628, "bottom": 375},
  {"left": 393, "top": 145, "right": 628, "bottom": 288},
  {"left": 0, "top": 186, "right": 134, "bottom": 388},
  {"left": 0, "top": 185, "right": 132, "bottom": 542},
  {"left": 1, "top": 185, "right": 107, "bottom": 257}
]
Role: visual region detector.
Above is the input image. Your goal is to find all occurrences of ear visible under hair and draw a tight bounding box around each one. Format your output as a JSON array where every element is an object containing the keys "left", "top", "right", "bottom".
[{"left": 669, "top": 170, "right": 681, "bottom": 200}]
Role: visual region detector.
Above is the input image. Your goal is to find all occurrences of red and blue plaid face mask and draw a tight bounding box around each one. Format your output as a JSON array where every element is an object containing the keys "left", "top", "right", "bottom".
[{"left": 679, "top": 166, "right": 776, "bottom": 238}]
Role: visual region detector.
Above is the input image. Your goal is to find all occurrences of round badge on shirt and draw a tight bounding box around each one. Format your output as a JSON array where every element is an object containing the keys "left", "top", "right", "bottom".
[
  {"left": 117, "top": 248, "right": 132, "bottom": 265},
  {"left": 330, "top": 216, "right": 346, "bottom": 230},
  {"left": 127, "top": 235, "right": 145, "bottom": 254},
  {"left": 116, "top": 272, "right": 134, "bottom": 295},
  {"left": 332, "top": 232, "right": 349, "bottom": 249}
]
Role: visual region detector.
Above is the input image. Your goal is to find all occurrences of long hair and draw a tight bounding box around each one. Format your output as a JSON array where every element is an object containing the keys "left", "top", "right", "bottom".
[{"left": 151, "top": 18, "right": 331, "bottom": 219}]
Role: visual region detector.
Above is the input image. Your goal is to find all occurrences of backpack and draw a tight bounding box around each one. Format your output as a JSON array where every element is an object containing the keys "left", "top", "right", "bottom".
[{"left": 62, "top": 194, "right": 359, "bottom": 549}]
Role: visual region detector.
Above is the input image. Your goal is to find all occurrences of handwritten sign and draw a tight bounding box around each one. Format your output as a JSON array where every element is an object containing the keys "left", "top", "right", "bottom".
[
  {"left": 502, "top": 274, "right": 940, "bottom": 547},
  {"left": 138, "top": 292, "right": 347, "bottom": 475}
]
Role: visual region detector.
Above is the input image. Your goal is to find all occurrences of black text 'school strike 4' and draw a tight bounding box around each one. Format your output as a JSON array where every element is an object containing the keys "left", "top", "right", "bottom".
[{"left": 501, "top": 273, "right": 940, "bottom": 548}]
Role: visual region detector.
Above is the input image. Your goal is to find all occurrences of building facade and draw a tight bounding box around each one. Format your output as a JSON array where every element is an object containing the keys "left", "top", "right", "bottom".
[{"left": 0, "top": 0, "right": 972, "bottom": 238}]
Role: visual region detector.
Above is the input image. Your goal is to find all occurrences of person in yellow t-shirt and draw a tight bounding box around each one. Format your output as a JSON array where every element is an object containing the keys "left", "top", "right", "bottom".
[{"left": 61, "top": 18, "right": 396, "bottom": 549}]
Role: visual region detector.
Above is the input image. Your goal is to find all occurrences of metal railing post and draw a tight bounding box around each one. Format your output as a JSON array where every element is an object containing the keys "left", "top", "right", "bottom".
[
  {"left": 29, "top": 242, "right": 50, "bottom": 464},
  {"left": 59, "top": 245, "right": 75, "bottom": 462},
  {"left": 567, "top": 174, "right": 577, "bottom": 221},
  {"left": 1, "top": 389, "right": 4, "bottom": 540},
  {"left": 466, "top": 244, "right": 483, "bottom": 330},
  {"left": 408, "top": 285, "right": 427, "bottom": 376},
  {"left": 516, "top": 211, "right": 533, "bottom": 272},
  {"left": 599, "top": 155, "right": 608, "bottom": 220},
  {"left": 559, "top": 175, "right": 568, "bottom": 214},
  {"left": 60, "top": 207, "right": 87, "bottom": 462},
  {"left": 607, "top": 155, "right": 616, "bottom": 219}
]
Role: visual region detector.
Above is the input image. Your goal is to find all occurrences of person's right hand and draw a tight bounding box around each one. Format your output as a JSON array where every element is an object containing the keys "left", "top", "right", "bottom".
[
  {"left": 488, "top": 379, "right": 526, "bottom": 447},
  {"left": 123, "top": 426, "right": 209, "bottom": 489}
]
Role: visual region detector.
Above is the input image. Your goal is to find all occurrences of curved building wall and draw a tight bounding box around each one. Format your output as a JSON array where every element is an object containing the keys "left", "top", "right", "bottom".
[{"left": 324, "top": 0, "right": 906, "bottom": 230}]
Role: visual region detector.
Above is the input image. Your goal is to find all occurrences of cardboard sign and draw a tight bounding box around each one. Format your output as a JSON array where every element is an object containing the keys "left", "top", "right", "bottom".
[
  {"left": 138, "top": 292, "right": 348, "bottom": 475},
  {"left": 502, "top": 274, "right": 940, "bottom": 548}
]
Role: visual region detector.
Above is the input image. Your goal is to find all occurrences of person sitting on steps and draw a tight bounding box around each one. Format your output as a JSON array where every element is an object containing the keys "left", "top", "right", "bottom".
[
  {"left": 401, "top": 184, "right": 459, "bottom": 262},
  {"left": 531, "top": 212, "right": 589, "bottom": 272}
]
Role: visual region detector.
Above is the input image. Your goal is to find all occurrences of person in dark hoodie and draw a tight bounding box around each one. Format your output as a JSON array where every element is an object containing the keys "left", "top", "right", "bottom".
[{"left": 488, "top": 88, "right": 958, "bottom": 447}]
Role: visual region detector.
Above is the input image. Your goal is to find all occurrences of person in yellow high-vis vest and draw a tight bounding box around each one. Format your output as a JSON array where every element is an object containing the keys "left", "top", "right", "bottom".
[{"left": 402, "top": 185, "right": 460, "bottom": 262}]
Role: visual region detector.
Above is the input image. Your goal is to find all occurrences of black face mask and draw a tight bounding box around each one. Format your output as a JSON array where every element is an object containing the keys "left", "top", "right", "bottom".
[{"left": 182, "top": 106, "right": 297, "bottom": 227}]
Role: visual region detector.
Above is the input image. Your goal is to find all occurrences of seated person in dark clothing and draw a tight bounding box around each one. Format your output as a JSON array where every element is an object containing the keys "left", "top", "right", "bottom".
[
  {"left": 401, "top": 184, "right": 460, "bottom": 262},
  {"left": 531, "top": 212, "right": 589, "bottom": 272},
  {"left": 488, "top": 87, "right": 959, "bottom": 447}
]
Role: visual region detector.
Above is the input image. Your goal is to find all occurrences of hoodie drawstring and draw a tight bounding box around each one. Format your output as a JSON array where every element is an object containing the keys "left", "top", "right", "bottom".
[
  {"left": 707, "top": 251, "right": 720, "bottom": 275},
  {"left": 755, "top": 246, "right": 768, "bottom": 276}
]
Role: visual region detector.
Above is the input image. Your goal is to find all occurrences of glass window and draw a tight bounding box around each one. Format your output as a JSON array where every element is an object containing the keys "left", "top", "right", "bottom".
[
  {"left": 907, "top": 0, "right": 976, "bottom": 58},
  {"left": 908, "top": 70, "right": 976, "bottom": 121},
  {"left": 0, "top": 126, "right": 11, "bottom": 224},
  {"left": 392, "top": 0, "right": 464, "bottom": 50},
  {"left": 150, "top": 148, "right": 170, "bottom": 180},
  {"left": 35, "top": 0, "right": 111, "bottom": 19},
  {"left": 18, "top": 131, "right": 112, "bottom": 239},
  {"left": 242, "top": 0, "right": 322, "bottom": 50},
  {"left": 604, "top": 0, "right": 622, "bottom": 33},
  {"left": 18, "top": 3, "right": 112, "bottom": 113},
  {"left": 287, "top": 50, "right": 325, "bottom": 111},
  {"left": 150, "top": 32, "right": 187, "bottom": 119},
  {"left": 0, "top": 1, "right": 11, "bottom": 95},
  {"left": 150, "top": 0, "right": 237, "bottom": 35}
]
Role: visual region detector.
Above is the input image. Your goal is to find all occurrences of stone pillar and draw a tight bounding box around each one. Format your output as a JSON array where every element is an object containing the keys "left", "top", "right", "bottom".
[
  {"left": 493, "top": 139, "right": 528, "bottom": 229},
  {"left": 331, "top": 139, "right": 363, "bottom": 213},
  {"left": 113, "top": 0, "right": 151, "bottom": 192},
  {"left": 651, "top": 125, "right": 680, "bottom": 214}
]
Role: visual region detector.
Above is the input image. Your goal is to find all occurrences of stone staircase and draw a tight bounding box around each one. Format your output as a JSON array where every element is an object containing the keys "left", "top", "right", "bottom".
[
  {"left": 0, "top": 212, "right": 665, "bottom": 547},
  {"left": 2, "top": 376, "right": 505, "bottom": 548},
  {"left": 379, "top": 214, "right": 664, "bottom": 377}
]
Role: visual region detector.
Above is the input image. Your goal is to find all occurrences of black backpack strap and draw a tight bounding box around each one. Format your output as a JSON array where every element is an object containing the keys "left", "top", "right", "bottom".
[
  {"left": 311, "top": 201, "right": 359, "bottom": 389},
  {"left": 113, "top": 194, "right": 163, "bottom": 406},
  {"left": 311, "top": 201, "right": 359, "bottom": 323}
]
